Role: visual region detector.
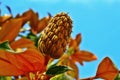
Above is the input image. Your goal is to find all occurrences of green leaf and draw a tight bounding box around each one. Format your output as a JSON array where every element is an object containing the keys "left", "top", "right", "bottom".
[
  {"left": 50, "top": 74, "right": 74, "bottom": 80},
  {"left": 0, "top": 76, "right": 6, "bottom": 80},
  {"left": 27, "top": 32, "right": 39, "bottom": 47},
  {"left": 46, "top": 65, "right": 72, "bottom": 76},
  {"left": 0, "top": 41, "right": 13, "bottom": 52},
  {"left": 115, "top": 74, "right": 120, "bottom": 80},
  {"left": 47, "top": 60, "right": 59, "bottom": 70},
  {"left": 67, "top": 47, "right": 74, "bottom": 55}
]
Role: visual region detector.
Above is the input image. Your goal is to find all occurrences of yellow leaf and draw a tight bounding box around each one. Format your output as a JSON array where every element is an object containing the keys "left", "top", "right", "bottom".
[{"left": 95, "top": 57, "right": 119, "bottom": 80}]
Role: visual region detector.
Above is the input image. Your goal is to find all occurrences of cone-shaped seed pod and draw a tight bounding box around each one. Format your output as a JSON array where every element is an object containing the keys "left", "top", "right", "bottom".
[{"left": 38, "top": 12, "right": 72, "bottom": 59}]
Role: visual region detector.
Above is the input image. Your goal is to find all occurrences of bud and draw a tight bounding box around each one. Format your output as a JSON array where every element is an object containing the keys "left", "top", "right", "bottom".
[{"left": 38, "top": 12, "right": 72, "bottom": 59}]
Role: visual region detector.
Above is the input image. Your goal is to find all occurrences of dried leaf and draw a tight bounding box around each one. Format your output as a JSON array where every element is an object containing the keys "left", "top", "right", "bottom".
[
  {"left": 0, "top": 18, "right": 22, "bottom": 42},
  {"left": 0, "top": 49, "right": 45, "bottom": 76},
  {"left": 10, "top": 38, "right": 36, "bottom": 49},
  {"left": 95, "top": 57, "right": 119, "bottom": 80}
]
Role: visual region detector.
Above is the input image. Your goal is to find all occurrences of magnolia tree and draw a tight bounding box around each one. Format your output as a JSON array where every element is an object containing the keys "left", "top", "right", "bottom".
[{"left": 0, "top": 6, "right": 120, "bottom": 80}]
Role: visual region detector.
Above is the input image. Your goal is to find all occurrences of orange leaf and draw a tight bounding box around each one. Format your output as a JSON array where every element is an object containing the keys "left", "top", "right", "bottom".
[
  {"left": 29, "top": 10, "right": 39, "bottom": 34},
  {"left": 69, "top": 39, "right": 78, "bottom": 51},
  {"left": 0, "top": 18, "right": 22, "bottom": 42},
  {"left": 75, "top": 33, "right": 82, "bottom": 46},
  {"left": 36, "top": 16, "right": 51, "bottom": 34},
  {"left": 0, "top": 15, "right": 12, "bottom": 25},
  {"left": 18, "top": 9, "right": 39, "bottom": 34},
  {"left": 69, "top": 33, "right": 82, "bottom": 51},
  {"left": 0, "top": 59, "right": 23, "bottom": 76},
  {"left": 72, "top": 50, "right": 97, "bottom": 65},
  {"left": 95, "top": 57, "right": 119, "bottom": 80},
  {"left": 0, "top": 49, "right": 44, "bottom": 76},
  {"left": 16, "top": 9, "right": 32, "bottom": 26},
  {"left": 10, "top": 38, "right": 36, "bottom": 49},
  {"left": 67, "top": 59, "right": 79, "bottom": 80}
]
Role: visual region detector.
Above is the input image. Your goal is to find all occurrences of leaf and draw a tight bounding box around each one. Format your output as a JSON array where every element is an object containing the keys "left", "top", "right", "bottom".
[
  {"left": 50, "top": 74, "right": 67, "bottom": 80},
  {"left": 95, "top": 57, "right": 119, "bottom": 80},
  {"left": 0, "top": 18, "right": 22, "bottom": 42},
  {"left": 26, "top": 32, "right": 39, "bottom": 46},
  {"left": 50, "top": 74, "right": 73, "bottom": 80},
  {"left": 46, "top": 66, "right": 72, "bottom": 76},
  {"left": 67, "top": 47, "right": 74, "bottom": 55},
  {"left": 16, "top": 9, "right": 51, "bottom": 34},
  {"left": 0, "top": 49, "right": 45, "bottom": 76},
  {"left": 47, "top": 61, "right": 58, "bottom": 70},
  {"left": 10, "top": 38, "right": 36, "bottom": 49},
  {"left": 0, "top": 41, "right": 13, "bottom": 51},
  {"left": 17, "top": 9, "right": 39, "bottom": 34},
  {"left": 17, "top": 77, "right": 28, "bottom": 80},
  {"left": 36, "top": 15, "right": 51, "bottom": 33},
  {"left": 69, "top": 33, "right": 82, "bottom": 51},
  {"left": 115, "top": 74, "right": 120, "bottom": 80},
  {"left": 0, "top": 76, "right": 6, "bottom": 80},
  {"left": 28, "top": 10, "right": 39, "bottom": 34},
  {"left": 16, "top": 9, "right": 32, "bottom": 25},
  {"left": 67, "top": 59, "right": 79, "bottom": 80},
  {"left": 72, "top": 50, "right": 97, "bottom": 65},
  {"left": 75, "top": 33, "right": 82, "bottom": 46},
  {"left": 0, "top": 15, "right": 12, "bottom": 25}
]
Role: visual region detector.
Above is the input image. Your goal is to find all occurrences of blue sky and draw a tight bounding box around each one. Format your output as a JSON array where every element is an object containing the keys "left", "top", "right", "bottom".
[{"left": 1, "top": 0, "right": 120, "bottom": 78}]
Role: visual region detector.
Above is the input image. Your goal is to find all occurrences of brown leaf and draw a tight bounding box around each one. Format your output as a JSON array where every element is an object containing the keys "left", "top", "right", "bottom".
[
  {"left": 0, "top": 18, "right": 22, "bottom": 42},
  {"left": 95, "top": 57, "right": 119, "bottom": 80},
  {"left": 10, "top": 38, "right": 36, "bottom": 49}
]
